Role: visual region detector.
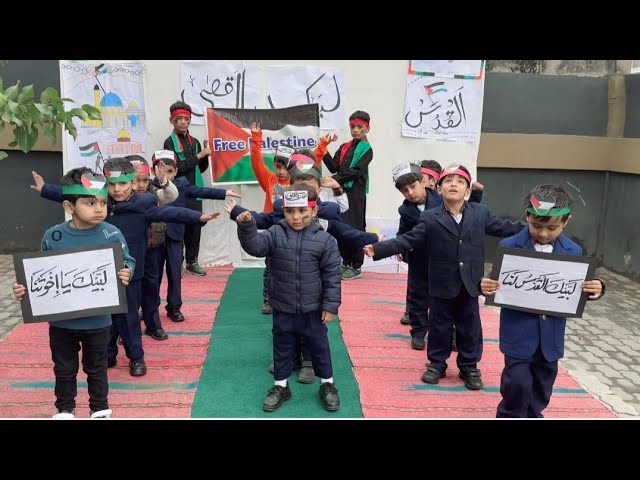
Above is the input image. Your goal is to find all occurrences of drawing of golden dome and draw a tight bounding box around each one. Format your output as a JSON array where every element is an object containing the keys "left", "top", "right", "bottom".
[{"left": 117, "top": 129, "right": 131, "bottom": 142}]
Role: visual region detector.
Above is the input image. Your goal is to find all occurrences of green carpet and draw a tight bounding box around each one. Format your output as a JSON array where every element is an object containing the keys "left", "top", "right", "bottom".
[{"left": 191, "top": 268, "right": 363, "bottom": 418}]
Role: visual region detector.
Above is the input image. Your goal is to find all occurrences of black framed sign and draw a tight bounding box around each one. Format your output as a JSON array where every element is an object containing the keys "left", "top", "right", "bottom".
[
  {"left": 13, "top": 244, "right": 128, "bottom": 324},
  {"left": 484, "top": 247, "right": 598, "bottom": 318}
]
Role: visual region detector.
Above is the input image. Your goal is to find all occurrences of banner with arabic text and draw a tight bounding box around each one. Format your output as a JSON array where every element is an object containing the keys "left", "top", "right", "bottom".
[
  {"left": 205, "top": 104, "right": 320, "bottom": 185},
  {"left": 180, "top": 62, "right": 261, "bottom": 125}
]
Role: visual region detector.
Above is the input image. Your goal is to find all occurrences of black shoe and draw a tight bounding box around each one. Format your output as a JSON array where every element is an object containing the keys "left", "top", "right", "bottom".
[
  {"left": 298, "top": 365, "right": 316, "bottom": 384},
  {"left": 261, "top": 299, "right": 273, "bottom": 315},
  {"left": 319, "top": 382, "right": 340, "bottom": 411},
  {"left": 145, "top": 328, "right": 169, "bottom": 341},
  {"left": 107, "top": 358, "right": 117, "bottom": 368},
  {"left": 400, "top": 313, "right": 410, "bottom": 325},
  {"left": 263, "top": 384, "right": 291, "bottom": 412},
  {"left": 459, "top": 368, "right": 484, "bottom": 390},
  {"left": 421, "top": 365, "right": 446, "bottom": 384},
  {"left": 129, "top": 358, "right": 147, "bottom": 377},
  {"left": 411, "top": 336, "right": 425, "bottom": 350},
  {"left": 167, "top": 309, "right": 185, "bottom": 322}
]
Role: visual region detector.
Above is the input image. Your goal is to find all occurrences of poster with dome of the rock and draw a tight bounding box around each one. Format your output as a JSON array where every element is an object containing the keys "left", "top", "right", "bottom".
[{"left": 61, "top": 62, "right": 148, "bottom": 172}]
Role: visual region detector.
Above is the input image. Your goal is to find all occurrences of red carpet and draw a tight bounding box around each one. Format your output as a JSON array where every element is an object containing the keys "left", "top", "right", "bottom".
[
  {"left": 0, "top": 267, "right": 232, "bottom": 418},
  {"left": 340, "top": 272, "right": 616, "bottom": 418}
]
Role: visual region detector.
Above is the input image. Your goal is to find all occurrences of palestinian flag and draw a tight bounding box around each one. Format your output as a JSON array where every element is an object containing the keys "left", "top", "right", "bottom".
[
  {"left": 530, "top": 194, "right": 555, "bottom": 214},
  {"left": 205, "top": 104, "right": 320, "bottom": 185},
  {"left": 79, "top": 142, "right": 101, "bottom": 158}
]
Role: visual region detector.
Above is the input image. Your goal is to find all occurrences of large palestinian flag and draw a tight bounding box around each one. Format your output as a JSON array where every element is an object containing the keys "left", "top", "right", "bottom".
[{"left": 205, "top": 104, "right": 320, "bottom": 185}]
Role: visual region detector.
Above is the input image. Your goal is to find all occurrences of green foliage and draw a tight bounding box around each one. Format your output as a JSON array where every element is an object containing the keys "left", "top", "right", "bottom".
[{"left": 0, "top": 61, "right": 101, "bottom": 160}]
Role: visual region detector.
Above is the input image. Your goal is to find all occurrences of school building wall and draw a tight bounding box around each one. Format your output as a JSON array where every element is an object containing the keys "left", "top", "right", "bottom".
[{"left": 1, "top": 60, "right": 639, "bottom": 280}]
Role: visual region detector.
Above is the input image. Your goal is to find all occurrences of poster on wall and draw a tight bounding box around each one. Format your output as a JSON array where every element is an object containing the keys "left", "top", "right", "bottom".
[
  {"left": 402, "top": 74, "right": 485, "bottom": 142},
  {"left": 179, "top": 62, "right": 262, "bottom": 125},
  {"left": 409, "top": 60, "right": 485, "bottom": 79},
  {"left": 204, "top": 104, "right": 320, "bottom": 185},
  {"left": 267, "top": 65, "right": 345, "bottom": 131},
  {"left": 61, "top": 62, "right": 148, "bottom": 172}
]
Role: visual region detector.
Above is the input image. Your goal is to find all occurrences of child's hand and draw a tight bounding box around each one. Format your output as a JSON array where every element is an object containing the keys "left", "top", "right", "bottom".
[
  {"left": 321, "top": 176, "right": 340, "bottom": 189},
  {"left": 583, "top": 279, "right": 603, "bottom": 299},
  {"left": 118, "top": 267, "right": 132, "bottom": 286},
  {"left": 154, "top": 161, "right": 167, "bottom": 185},
  {"left": 225, "top": 189, "right": 242, "bottom": 198},
  {"left": 250, "top": 122, "right": 261, "bottom": 134},
  {"left": 236, "top": 211, "right": 252, "bottom": 223},
  {"left": 396, "top": 253, "right": 403, "bottom": 262},
  {"left": 31, "top": 171, "right": 44, "bottom": 193},
  {"left": 12, "top": 282, "right": 26, "bottom": 302},
  {"left": 223, "top": 199, "right": 237, "bottom": 214},
  {"left": 201, "top": 140, "right": 212, "bottom": 157},
  {"left": 377, "top": 234, "right": 385, "bottom": 242},
  {"left": 363, "top": 244, "right": 375, "bottom": 257},
  {"left": 322, "top": 133, "right": 338, "bottom": 144},
  {"left": 200, "top": 211, "right": 221, "bottom": 222},
  {"left": 480, "top": 278, "right": 499, "bottom": 296},
  {"left": 322, "top": 310, "right": 334, "bottom": 323},
  {"left": 472, "top": 181, "right": 484, "bottom": 191}
]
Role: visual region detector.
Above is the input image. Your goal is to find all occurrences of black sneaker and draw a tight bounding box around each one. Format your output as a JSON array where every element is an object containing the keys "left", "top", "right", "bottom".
[
  {"left": 459, "top": 368, "right": 484, "bottom": 390},
  {"left": 298, "top": 365, "right": 316, "bottom": 384},
  {"left": 186, "top": 262, "right": 207, "bottom": 276},
  {"left": 411, "top": 336, "right": 425, "bottom": 350},
  {"left": 319, "top": 382, "right": 340, "bottom": 411},
  {"left": 400, "top": 313, "right": 410, "bottom": 325},
  {"left": 421, "top": 365, "right": 446, "bottom": 384},
  {"left": 263, "top": 384, "right": 291, "bottom": 412},
  {"left": 129, "top": 358, "right": 147, "bottom": 377},
  {"left": 145, "top": 328, "right": 169, "bottom": 341},
  {"left": 167, "top": 309, "right": 185, "bottom": 322},
  {"left": 261, "top": 299, "right": 273, "bottom": 315}
]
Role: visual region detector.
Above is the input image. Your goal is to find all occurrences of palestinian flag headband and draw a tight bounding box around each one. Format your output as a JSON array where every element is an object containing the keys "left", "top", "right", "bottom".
[
  {"left": 392, "top": 162, "right": 422, "bottom": 182},
  {"left": 283, "top": 190, "right": 316, "bottom": 208},
  {"left": 103, "top": 167, "right": 136, "bottom": 183},
  {"left": 62, "top": 172, "right": 109, "bottom": 196},
  {"left": 288, "top": 153, "right": 321, "bottom": 180},
  {"left": 527, "top": 194, "right": 571, "bottom": 217}
]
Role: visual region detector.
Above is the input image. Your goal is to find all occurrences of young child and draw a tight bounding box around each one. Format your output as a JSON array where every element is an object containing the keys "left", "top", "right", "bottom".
[
  {"left": 391, "top": 162, "right": 443, "bottom": 350},
  {"left": 164, "top": 100, "right": 212, "bottom": 277},
  {"left": 129, "top": 154, "right": 178, "bottom": 205},
  {"left": 364, "top": 164, "right": 525, "bottom": 391},
  {"left": 233, "top": 185, "right": 342, "bottom": 412},
  {"left": 318, "top": 110, "right": 374, "bottom": 280},
  {"left": 13, "top": 167, "right": 134, "bottom": 419},
  {"left": 150, "top": 150, "right": 240, "bottom": 323},
  {"left": 480, "top": 184, "right": 605, "bottom": 418},
  {"left": 32, "top": 158, "right": 220, "bottom": 376}
]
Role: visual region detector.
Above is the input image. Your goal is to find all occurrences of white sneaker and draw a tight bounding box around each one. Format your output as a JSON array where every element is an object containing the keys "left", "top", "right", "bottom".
[
  {"left": 52, "top": 410, "right": 75, "bottom": 419},
  {"left": 90, "top": 409, "right": 112, "bottom": 419}
]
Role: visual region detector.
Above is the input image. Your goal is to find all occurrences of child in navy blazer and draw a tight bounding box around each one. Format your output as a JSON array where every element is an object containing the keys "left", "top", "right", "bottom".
[{"left": 481, "top": 184, "right": 604, "bottom": 418}]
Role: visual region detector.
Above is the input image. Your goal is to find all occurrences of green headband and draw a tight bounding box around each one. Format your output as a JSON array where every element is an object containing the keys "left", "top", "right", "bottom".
[
  {"left": 526, "top": 206, "right": 571, "bottom": 217},
  {"left": 105, "top": 172, "right": 135, "bottom": 183},
  {"left": 62, "top": 184, "right": 109, "bottom": 196}
]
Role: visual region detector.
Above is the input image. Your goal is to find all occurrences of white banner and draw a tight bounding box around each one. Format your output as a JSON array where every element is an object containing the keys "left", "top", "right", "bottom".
[
  {"left": 180, "top": 62, "right": 262, "bottom": 125},
  {"left": 402, "top": 74, "right": 485, "bottom": 142},
  {"left": 267, "top": 65, "right": 346, "bottom": 131}
]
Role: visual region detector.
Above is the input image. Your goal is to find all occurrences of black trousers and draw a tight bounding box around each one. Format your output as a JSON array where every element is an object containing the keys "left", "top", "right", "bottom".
[
  {"left": 339, "top": 190, "right": 366, "bottom": 269},
  {"left": 49, "top": 325, "right": 111, "bottom": 413},
  {"left": 184, "top": 198, "right": 202, "bottom": 264},
  {"left": 496, "top": 347, "right": 558, "bottom": 418}
]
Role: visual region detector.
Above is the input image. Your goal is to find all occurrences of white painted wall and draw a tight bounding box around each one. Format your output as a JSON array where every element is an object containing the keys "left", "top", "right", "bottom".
[{"left": 63, "top": 60, "right": 482, "bottom": 267}]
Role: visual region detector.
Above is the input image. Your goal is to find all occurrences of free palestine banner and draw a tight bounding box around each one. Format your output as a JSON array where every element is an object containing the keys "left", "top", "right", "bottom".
[{"left": 204, "top": 104, "right": 320, "bottom": 185}]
